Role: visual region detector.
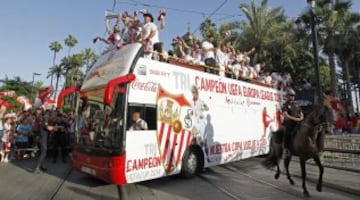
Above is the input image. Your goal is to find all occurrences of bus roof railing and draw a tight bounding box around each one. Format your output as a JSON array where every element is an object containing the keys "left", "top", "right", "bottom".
[{"left": 151, "top": 50, "right": 275, "bottom": 89}]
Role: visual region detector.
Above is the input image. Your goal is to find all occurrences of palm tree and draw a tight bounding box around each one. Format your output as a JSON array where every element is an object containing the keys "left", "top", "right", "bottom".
[
  {"left": 60, "top": 53, "right": 84, "bottom": 87},
  {"left": 224, "top": 0, "right": 310, "bottom": 78},
  {"left": 235, "top": 0, "right": 288, "bottom": 63},
  {"left": 82, "top": 48, "right": 98, "bottom": 74},
  {"left": 60, "top": 53, "right": 84, "bottom": 106},
  {"left": 64, "top": 34, "right": 78, "bottom": 56},
  {"left": 200, "top": 19, "right": 220, "bottom": 44},
  {"left": 318, "top": 0, "right": 355, "bottom": 96},
  {"left": 47, "top": 65, "right": 65, "bottom": 99},
  {"left": 49, "top": 41, "right": 63, "bottom": 86},
  {"left": 335, "top": 19, "right": 360, "bottom": 112}
]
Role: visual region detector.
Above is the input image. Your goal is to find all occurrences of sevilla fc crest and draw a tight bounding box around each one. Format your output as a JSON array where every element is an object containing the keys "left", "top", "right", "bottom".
[{"left": 157, "top": 86, "right": 193, "bottom": 174}]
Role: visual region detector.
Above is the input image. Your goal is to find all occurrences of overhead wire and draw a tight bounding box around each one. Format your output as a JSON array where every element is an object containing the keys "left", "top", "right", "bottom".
[
  {"left": 117, "top": 0, "right": 236, "bottom": 17},
  {"left": 191, "top": 0, "right": 229, "bottom": 34},
  {"left": 117, "top": 0, "right": 233, "bottom": 35}
]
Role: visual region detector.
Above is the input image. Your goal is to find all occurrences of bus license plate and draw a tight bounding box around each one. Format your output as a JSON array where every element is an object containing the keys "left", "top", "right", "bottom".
[{"left": 81, "top": 166, "right": 96, "bottom": 175}]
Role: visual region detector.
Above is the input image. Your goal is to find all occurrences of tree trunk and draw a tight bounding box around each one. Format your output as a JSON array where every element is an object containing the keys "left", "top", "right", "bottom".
[
  {"left": 54, "top": 74, "right": 60, "bottom": 100},
  {"left": 51, "top": 51, "right": 57, "bottom": 92},
  {"left": 328, "top": 51, "right": 336, "bottom": 96},
  {"left": 357, "top": 69, "right": 360, "bottom": 113},
  {"left": 343, "top": 60, "right": 353, "bottom": 113}
]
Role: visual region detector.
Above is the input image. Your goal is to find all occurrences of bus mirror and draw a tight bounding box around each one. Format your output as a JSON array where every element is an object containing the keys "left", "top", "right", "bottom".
[
  {"left": 104, "top": 73, "right": 136, "bottom": 105},
  {"left": 57, "top": 86, "right": 80, "bottom": 108}
]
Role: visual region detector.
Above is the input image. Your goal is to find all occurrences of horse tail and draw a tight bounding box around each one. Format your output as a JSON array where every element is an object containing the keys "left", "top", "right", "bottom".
[{"left": 261, "top": 129, "right": 284, "bottom": 169}]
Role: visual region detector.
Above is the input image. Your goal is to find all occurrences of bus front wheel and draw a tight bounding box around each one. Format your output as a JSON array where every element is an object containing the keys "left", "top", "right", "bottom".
[{"left": 180, "top": 147, "right": 203, "bottom": 178}]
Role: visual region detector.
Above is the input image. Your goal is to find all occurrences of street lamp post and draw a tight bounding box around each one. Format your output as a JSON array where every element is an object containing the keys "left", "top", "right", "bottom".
[
  {"left": 31, "top": 72, "right": 41, "bottom": 100},
  {"left": 308, "top": 0, "right": 322, "bottom": 104},
  {"left": 297, "top": 0, "right": 333, "bottom": 104}
]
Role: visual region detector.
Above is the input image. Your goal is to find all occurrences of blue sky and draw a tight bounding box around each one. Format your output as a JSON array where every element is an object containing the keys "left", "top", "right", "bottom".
[{"left": 1, "top": 0, "right": 359, "bottom": 88}]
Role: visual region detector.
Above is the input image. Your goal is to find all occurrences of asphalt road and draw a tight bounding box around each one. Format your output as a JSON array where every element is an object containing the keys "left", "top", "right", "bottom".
[{"left": 0, "top": 157, "right": 358, "bottom": 200}]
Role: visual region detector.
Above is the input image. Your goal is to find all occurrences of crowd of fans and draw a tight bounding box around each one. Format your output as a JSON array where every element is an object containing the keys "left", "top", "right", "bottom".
[
  {"left": 0, "top": 107, "right": 75, "bottom": 168},
  {"left": 92, "top": 8, "right": 295, "bottom": 90}
]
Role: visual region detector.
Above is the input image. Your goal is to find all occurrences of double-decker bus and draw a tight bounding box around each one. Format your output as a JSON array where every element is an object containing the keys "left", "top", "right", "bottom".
[{"left": 71, "top": 43, "right": 283, "bottom": 185}]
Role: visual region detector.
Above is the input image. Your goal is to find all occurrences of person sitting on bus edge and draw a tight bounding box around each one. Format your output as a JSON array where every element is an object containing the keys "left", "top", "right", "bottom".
[
  {"left": 129, "top": 112, "right": 148, "bottom": 131},
  {"left": 282, "top": 88, "right": 304, "bottom": 158}
]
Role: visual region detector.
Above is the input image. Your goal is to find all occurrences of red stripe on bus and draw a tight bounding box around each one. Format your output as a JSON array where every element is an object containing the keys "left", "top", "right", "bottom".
[
  {"left": 167, "top": 133, "right": 178, "bottom": 173},
  {"left": 186, "top": 131, "right": 191, "bottom": 147},
  {"left": 176, "top": 130, "right": 185, "bottom": 165},
  {"left": 159, "top": 122, "right": 165, "bottom": 144},
  {"left": 162, "top": 125, "right": 172, "bottom": 162}
]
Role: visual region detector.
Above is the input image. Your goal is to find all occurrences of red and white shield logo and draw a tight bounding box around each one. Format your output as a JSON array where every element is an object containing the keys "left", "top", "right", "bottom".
[
  {"left": 157, "top": 86, "right": 193, "bottom": 174},
  {"left": 157, "top": 121, "right": 192, "bottom": 174}
]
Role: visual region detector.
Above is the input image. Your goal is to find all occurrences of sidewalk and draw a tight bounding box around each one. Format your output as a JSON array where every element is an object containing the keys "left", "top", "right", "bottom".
[
  {"left": 289, "top": 161, "right": 360, "bottom": 196},
  {"left": 0, "top": 158, "right": 71, "bottom": 200}
]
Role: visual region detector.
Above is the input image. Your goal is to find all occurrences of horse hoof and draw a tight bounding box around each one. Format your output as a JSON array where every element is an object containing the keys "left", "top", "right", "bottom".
[
  {"left": 274, "top": 173, "right": 280, "bottom": 179},
  {"left": 316, "top": 184, "right": 322, "bottom": 192},
  {"left": 303, "top": 191, "right": 310, "bottom": 198}
]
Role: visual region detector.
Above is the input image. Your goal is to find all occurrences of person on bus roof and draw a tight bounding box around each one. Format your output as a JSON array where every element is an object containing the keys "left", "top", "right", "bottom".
[
  {"left": 282, "top": 88, "right": 303, "bottom": 158},
  {"left": 129, "top": 112, "right": 148, "bottom": 131}
]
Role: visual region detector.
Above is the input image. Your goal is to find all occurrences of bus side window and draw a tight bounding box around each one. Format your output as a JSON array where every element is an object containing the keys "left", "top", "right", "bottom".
[
  {"left": 127, "top": 106, "right": 157, "bottom": 130},
  {"left": 144, "top": 107, "right": 156, "bottom": 130}
]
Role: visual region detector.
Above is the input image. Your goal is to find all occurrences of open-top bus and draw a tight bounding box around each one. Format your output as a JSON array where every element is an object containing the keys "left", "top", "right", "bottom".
[{"left": 71, "top": 43, "right": 283, "bottom": 185}]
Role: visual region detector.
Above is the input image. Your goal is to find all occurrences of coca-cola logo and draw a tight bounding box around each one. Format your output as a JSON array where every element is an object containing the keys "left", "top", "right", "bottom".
[{"left": 131, "top": 81, "right": 158, "bottom": 92}]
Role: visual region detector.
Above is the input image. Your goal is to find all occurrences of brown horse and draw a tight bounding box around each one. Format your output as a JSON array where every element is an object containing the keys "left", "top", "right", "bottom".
[{"left": 262, "top": 104, "right": 333, "bottom": 197}]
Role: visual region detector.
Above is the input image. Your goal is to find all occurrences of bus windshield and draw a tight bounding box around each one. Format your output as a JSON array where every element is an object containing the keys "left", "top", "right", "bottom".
[{"left": 77, "top": 91, "right": 125, "bottom": 151}]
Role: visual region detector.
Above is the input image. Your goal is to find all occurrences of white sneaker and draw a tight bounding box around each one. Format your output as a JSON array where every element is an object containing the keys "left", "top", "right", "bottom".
[{"left": 4, "top": 158, "right": 8, "bottom": 163}]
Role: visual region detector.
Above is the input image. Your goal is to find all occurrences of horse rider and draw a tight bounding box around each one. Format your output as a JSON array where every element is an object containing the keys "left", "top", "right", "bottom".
[{"left": 282, "top": 88, "right": 304, "bottom": 157}]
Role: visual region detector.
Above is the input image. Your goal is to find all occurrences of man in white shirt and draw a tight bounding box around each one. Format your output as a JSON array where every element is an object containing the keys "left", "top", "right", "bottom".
[
  {"left": 129, "top": 112, "right": 148, "bottom": 131},
  {"left": 202, "top": 35, "right": 216, "bottom": 73},
  {"left": 142, "top": 13, "right": 165, "bottom": 59},
  {"left": 216, "top": 45, "right": 229, "bottom": 77}
]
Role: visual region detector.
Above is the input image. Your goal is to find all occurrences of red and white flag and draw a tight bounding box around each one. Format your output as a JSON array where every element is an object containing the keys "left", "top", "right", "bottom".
[
  {"left": 0, "top": 99, "right": 12, "bottom": 109},
  {"left": 16, "top": 96, "right": 32, "bottom": 111},
  {"left": 38, "top": 86, "right": 53, "bottom": 103},
  {"left": 0, "top": 90, "right": 15, "bottom": 97}
]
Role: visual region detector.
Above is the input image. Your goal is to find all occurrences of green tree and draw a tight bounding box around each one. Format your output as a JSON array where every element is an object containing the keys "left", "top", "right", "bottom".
[
  {"left": 64, "top": 34, "right": 78, "bottom": 56},
  {"left": 82, "top": 48, "right": 98, "bottom": 74},
  {"left": 60, "top": 53, "right": 84, "bottom": 88},
  {"left": 60, "top": 53, "right": 84, "bottom": 107},
  {"left": 47, "top": 65, "right": 65, "bottom": 99},
  {"left": 333, "top": 10, "right": 360, "bottom": 111},
  {"left": 200, "top": 19, "right": 220, "bottom": 45},
  {"left": 224, "top": 0, "right": 312, "bottom": 82},
  {"left": 0, "top": 76, "right": 36, "bottom": 110},
  {"left": 0, "top": 76, "right": 34, "bottom": 98},
  {"left": 235, "top": 0, "right": 288, "bottom": 63},
  {"left": 49, "top": 41, "right": 63, "bottom": 86}
]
